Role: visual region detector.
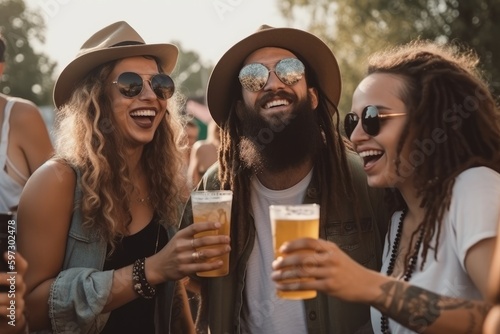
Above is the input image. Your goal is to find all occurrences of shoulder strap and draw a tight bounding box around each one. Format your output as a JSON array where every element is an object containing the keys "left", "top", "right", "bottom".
[{"left": 0, "top": 98, "right": 16, "bottom": 164}]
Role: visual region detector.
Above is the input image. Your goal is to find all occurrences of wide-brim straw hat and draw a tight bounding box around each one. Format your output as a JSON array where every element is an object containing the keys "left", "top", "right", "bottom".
[
  {"left": 53, "top": 21, "right": 178, "bottom": 108},
  {"left": 207, "top": 24, "right": 341, "bottom": 126}
]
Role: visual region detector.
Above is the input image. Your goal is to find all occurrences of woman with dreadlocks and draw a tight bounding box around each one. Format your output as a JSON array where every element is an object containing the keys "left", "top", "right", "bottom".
[{"left": 272, "top": 40, "right": 500, "bottom": 333}]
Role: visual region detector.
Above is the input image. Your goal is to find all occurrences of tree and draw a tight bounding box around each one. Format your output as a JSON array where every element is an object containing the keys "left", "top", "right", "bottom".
[
  {"left": 277, "top": 0, "right": 500, "bottom": 115},
  {"left": 0, "top": 0, "right": 56, "bottom": 105},
  {"left": 170, "top": 41, "right": 213, "bottom": 101}
]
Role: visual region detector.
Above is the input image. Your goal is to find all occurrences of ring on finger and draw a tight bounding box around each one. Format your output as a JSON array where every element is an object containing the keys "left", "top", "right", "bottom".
[{"left": 192, "top": 251, "right": 200, "bottom": 262}]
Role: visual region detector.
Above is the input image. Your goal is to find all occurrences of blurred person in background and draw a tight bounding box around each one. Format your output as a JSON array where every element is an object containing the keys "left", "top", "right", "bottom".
[
  {"left": 0, "top": 33, "right": 53, "bottom": 214},
  {"left": 187, "top": 119, "right": 219, "bottom": 187}
]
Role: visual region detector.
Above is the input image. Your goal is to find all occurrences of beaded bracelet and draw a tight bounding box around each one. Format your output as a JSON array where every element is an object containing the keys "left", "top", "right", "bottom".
[{"left": 132, "top": 257, "right": 156, "bottom": 299}]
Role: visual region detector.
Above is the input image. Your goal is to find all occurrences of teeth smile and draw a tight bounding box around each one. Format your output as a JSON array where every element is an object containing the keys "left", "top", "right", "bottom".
[
  {"left": 264, "top": 99, "right": 289, "bottom": 109},
  {"left": 358, "top": 150, "right": 383, "bottom": 158},
  {"left": 130, "top": 110, "right": 156, "bottom": 117}
]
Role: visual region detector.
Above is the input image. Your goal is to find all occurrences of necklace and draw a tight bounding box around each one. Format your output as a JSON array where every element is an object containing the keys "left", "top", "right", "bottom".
[
  {"left": 381, "top": 209, "right": 425, "bottom": 334},
  {"left": 134, "top": 185, "right": 150, "bottom": 204},
  {"left": 154, "top": 222, "right": 161, "bottom": 253}
]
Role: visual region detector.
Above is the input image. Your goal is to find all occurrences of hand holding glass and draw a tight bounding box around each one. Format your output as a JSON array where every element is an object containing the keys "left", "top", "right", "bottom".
[
  {"left": 270, "top": 204, "right": 320, "bottom": 299},
  {"left": 191, "top": 190, "right": 232, "bottom": 277}
]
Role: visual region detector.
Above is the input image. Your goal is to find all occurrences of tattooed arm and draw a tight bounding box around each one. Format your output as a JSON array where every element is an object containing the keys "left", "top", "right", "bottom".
[
  {"left": 484, "top": 229, "right": 500, "bottom": 334},
  {"left": 271, "top": 237, "right": 494, "bottom": 334},
  {"left": 373, "top": 281, "right": 491, "bottom": 333},
  {"left": 373, "top": 237, "right": 495, "bottom": 333}
]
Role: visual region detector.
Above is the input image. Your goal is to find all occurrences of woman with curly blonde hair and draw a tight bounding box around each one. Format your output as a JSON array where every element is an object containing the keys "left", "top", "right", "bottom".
[{"left": 17, "top": 21, "right": 230, "bottom": 334}]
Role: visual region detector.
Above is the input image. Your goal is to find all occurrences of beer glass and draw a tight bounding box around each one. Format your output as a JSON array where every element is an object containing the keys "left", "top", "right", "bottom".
[
  {"left": 270, "top": 204, "right": 319, "bottom": 299},
  {"left": 191, "top": 190, "right": 233, "bottom": 277}
]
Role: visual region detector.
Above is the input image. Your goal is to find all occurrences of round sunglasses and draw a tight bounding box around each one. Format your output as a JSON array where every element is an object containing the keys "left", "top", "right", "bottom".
[
  {"left": 112, "top": 72, "right": 175, "bottom": 100},
  {"left": 238, "top": 58, "right": 305, "bottom": 92},
  {"left": 344, "top": 105, "right": 406, "bottom": 138}
]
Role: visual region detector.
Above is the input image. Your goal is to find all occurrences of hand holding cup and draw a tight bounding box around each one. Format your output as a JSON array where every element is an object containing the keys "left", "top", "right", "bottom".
[
  {"left": 191, "top": 190, "right": 233, "bottom": 277},
  {"left": 270, "top": 204, "right": 319, "bottom": 299}
]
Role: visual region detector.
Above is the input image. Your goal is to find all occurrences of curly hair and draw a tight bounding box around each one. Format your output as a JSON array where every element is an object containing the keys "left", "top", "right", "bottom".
[
  {"left": 367, "top": 40, "right": 500, "bottom": 268},
  {"left": 217, "top": 57, "right": 358, "bottom": 260},
  {"left": 53, "top": 57, "right": 187, "bottom": 251}
]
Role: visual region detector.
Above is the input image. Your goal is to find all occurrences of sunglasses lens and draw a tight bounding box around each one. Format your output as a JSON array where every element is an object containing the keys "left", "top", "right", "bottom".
[
  {"left": 362, "top": 106, "right": 380, "bottom": 136},
  {"left": 275, "top": 58, "right": 305, "bottom": 86},
  {"left": 116, "top": 72, "right": 143, "bottom": 97},
  {"left": 239, "top": 63, "right": 269, "bottom": 92},
  {"left": 344, "top": 113, "right": 358, "bottom": 138},
  {"left": 151, "top": 74, "right": 175, "bottom": 100}
]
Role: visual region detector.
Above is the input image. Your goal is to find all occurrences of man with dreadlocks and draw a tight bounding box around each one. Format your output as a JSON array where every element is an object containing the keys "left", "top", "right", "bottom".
[
  {"left": 272, "top": 40, "right": 500, "bottom": 334},
  {"left": 180, "top": 25, "right": 388, "bottom": 334}
]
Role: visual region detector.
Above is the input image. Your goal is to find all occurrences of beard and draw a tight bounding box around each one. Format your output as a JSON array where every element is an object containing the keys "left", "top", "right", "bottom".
[{"left": 238, "top": 91, "right": 322, "bottom": 174}]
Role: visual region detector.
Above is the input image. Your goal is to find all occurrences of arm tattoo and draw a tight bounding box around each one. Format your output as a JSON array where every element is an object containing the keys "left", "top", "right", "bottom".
[{"left": 373, "top": 281, "right": 491, "bottom": 332}]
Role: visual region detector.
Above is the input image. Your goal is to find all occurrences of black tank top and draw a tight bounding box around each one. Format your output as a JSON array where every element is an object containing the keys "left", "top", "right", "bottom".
[{"left": 100, "top": 218, "right": 168, "bottom": 334}]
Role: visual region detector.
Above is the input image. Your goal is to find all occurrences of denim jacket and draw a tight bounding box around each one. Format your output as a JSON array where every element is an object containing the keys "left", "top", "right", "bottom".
[
  {"left": 181, "top": 151, "right": 388, "bottom": 334},
  {"left": 43, "top": 169, "right": 177, "bottom": 334}
]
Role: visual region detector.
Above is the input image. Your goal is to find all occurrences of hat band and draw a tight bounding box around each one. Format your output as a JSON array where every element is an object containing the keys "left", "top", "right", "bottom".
[{"left": 111, "top": 41, "right": 145, "bottom": 47}]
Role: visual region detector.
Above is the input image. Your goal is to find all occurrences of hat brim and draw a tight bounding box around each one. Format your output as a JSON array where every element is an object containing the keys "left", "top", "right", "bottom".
[
  {"left": 53, "top": 43, "right": 178, "bottom": 108},
  {"left": 207, "top": 27, "right": 341, "bottom": 126}
]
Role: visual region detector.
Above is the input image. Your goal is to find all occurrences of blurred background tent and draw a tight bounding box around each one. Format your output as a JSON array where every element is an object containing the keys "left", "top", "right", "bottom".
[{"left": 184, "top": 97, "right": 212, "bottom": 140}]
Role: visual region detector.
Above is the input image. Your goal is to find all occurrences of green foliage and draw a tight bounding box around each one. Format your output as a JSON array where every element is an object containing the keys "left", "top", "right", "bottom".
[
  {"left": 277, "top": 0, "right": 500, "bottom": 115},
  {"left": 0, "top": 0, "right": 211, "bottom": 108},
  {"left": 0, "top": 0, "right": 56, "bottom": 106},
  {"left": 170, "top": 41, "right": 214, "bottom": 101}
]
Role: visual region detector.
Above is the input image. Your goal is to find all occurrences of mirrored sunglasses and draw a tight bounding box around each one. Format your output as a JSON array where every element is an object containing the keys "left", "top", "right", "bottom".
[
  {"left": 112, "top": 72, "right": 175, "bottom": 100},
  {"left": 344, "top": 105, "right": 406, "bottom": 138},
  {"left": 238, "top": 58, "right": 305, "bottom": 92}
]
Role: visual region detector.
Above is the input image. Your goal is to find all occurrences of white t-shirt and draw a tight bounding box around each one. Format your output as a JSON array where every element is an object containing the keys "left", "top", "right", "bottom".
[
  {"left": 371, "top": 167, "right": 500, "bottom": 333},
  {"left": 241, "top": 169, "right": 313, "bottom": 334}
]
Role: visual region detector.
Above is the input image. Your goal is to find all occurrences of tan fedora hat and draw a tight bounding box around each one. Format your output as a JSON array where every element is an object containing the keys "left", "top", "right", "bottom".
[
  {"left": 206, "top": 24, "right": 341, "bottom": 126},
  {"left": 53, "top": 21, "right": 178, "bottom": 108}
]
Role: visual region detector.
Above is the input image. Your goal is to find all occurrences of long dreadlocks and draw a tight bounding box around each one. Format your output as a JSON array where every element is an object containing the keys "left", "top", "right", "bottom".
[
  {"left": 368, "top": 40, "right": 500, "bottom": 269},
  {"left": 216, "top": 64, "right": 358, "bottom": 261}
]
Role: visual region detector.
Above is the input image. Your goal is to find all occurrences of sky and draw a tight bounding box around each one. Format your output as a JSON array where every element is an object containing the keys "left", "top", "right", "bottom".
[{"left": 25, "top": 0, "right": 292, "bottom": 76}]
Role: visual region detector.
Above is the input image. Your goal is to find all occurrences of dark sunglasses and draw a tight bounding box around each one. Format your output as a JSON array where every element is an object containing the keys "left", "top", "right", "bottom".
[
  {"left": 344, "top": 105, "right": 406, "bottom": 138},
  {"left": 112, "top": 72, "right": 175, "bottom": 100},
  {"left": 238, "top": 58, "right": 305, "bottom": 92}
]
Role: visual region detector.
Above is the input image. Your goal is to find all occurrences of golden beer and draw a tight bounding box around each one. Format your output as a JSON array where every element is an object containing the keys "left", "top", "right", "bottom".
[
  {"left": 191, "top": 191, "right": 232, "bottom": 277},
  {"left": 270, "top": 204, "right": 320, "bottom": 299}
]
